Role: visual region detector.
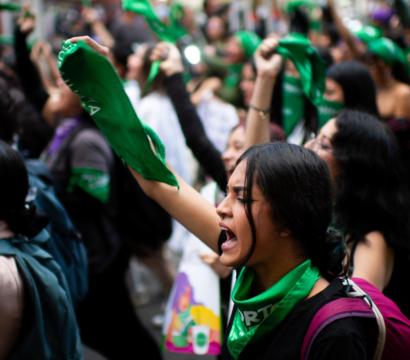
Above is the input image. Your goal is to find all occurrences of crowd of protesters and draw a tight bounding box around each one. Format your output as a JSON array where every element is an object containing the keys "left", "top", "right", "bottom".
[{"left": 0, "top": 0, "right": 410, "bottom": 359}]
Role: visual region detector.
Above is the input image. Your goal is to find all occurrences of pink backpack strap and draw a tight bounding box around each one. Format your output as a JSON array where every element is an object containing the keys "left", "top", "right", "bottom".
[{"left": 300, "top": 297, "right": 375, "bottom": 360}]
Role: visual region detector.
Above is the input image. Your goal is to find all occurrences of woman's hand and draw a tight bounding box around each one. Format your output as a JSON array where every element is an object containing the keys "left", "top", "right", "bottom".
[
  {"left": 254, "top": 37, "right": 283, "bottom": 79},
  {"left": 200, "top": 253, "right": 232, "bottom": 279},
  {"left": 68, "top": 35, "right": 110, "bottom": 58},
  {"left": 150, "top": 42, "right": 184, "bottom": 77},
  {"left": 17, "top": 3, "right": 36, "bottom": 35}
]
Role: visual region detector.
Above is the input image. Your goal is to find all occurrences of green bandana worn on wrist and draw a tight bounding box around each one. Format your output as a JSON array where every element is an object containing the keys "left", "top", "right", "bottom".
[
  {"left": 0, "top": 3, "right": 21, "bottom": 11},
  {"left": 282, "top": 74, "right": 305, "bottom": 136},
  {"left": 234, "top": 31, "right": 261, "bottom": 60},
  {"left": 58, "top": 40, "right": 179, "bottom": 188},
  {"left": 227, "top": 260, "right": 320, "bottom": 359},
  {"left": 318, "top": 98, "right": 344, "bottom": 129},
  {"left": 276, "top": 33, "right": 325, "bottom": 106}
]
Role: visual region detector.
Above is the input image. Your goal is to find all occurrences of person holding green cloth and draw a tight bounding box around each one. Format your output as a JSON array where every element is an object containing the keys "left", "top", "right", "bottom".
[
  {"left": 366, "top": 37, "right": 410, "bottom": 120},
  {"left": 126, "top": 134, "right": 379, "bottom": 359},
  {"left": 204, "top": 30, "right": 261, "bottom": 107}
]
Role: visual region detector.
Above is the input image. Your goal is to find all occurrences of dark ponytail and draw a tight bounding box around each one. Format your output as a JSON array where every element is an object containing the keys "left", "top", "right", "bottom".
[{"left": 0, "top": 141, "right": 46, "bottom": 238}]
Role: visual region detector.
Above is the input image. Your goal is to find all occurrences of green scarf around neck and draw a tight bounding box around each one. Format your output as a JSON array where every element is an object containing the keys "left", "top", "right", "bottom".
[
  {"left": 276, "top": 33, "right": 325, "bottom": 106},
  {"left": 282, "top": 73, "right": 305, "bottom": 136},
  {"left": 58, "top": 40, "right": 178, "bottom": 188},
  {"left": 227, "top": 260, "right": 320, "bottom": 359},
  {"left": 318, "top": 98, "right": 344, "bottom": 129}
]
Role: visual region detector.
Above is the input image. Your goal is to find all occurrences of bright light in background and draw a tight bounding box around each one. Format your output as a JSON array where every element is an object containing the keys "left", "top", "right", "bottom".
[{"left": 184, "top": 45, "right": 201, "bottom": 65}]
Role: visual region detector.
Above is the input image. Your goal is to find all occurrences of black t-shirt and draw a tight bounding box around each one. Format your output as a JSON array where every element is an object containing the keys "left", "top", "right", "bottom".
[{"left": 222, "top": 278, "right": 378, "bottom": 360}]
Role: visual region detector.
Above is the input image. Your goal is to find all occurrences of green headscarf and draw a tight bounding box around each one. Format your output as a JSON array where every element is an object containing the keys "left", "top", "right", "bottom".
[
  {"left": 276, "top": 33, "right": 326, "bottom": 106},
  {"left": 58, "top": 40, "right": 178, "bottom": 188},
  {"left": 234, "top": 31, "right": 261, "bottom": 60},
  {"left": 368, "top": 37, "right": 407, "bottom": 66}
]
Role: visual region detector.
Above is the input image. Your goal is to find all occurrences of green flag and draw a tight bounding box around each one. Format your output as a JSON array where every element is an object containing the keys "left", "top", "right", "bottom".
[
  {"left": 276, "top": 33, "right": 325, "bottom": 106},
  {"left": 122, "top": 0, "right": 187, "bottom": 43},
  {"left": 0, "top": 2, "right": 21, "bottom": 12},
  {"left": 58, "top": 40, "right": 179, "bottom": 188}
]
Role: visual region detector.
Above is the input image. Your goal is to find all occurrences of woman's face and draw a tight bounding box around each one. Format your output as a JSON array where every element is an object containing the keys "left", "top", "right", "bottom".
[
  {"left": 240, "top": 63, "right": 255, "bottom": 107},
  {"left": 222, "top": 126, "right": 246, "bottom": 177},
  {"left": 305, "top": 118, "right": 339, "bottom": 181},
  {"left": 206, "top": 16, "right": 226, "bottom": 42},
  {"left": 324, "top": 78, "right": 344, "bottom": 103},
  {"left": 225, "top": 37, "right": 245, "bottom": 64},
  {"left": 216, "top": 160, "right": 279, "bottom": 268}
]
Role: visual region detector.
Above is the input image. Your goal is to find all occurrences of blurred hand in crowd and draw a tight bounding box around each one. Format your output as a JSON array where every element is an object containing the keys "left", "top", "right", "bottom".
[
  {"left": 254, "top": 36, "right": 283, "bottom": 79},
  {"left": 17, "top": 3, "right": 36, "bottom": 35},
  {"left": 150, "top": 42, "right": 184, "bottom": 77}
]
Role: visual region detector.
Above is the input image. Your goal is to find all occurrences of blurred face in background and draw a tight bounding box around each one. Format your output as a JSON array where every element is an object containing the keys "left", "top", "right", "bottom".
[
  {"left": 324, "top": 78, "right": 344, "bottom": 103},
  {"left": 222, "top": 125, "right": 246, "bottom": 177},
  {"left": 240, "top": 63, "right": 255, "bottom": 106},
  {"left": 206, "top": 16, "right": 226, "bottom": 42},
  {"left": 225, "top": 36, "right": 245, "bottom": 64},
  {"left": 126, "top": 44, "right": 148, "bottom": 82}
]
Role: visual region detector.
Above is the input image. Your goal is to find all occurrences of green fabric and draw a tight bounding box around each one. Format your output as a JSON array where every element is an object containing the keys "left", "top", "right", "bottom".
[
  {"left": 143, "top": 59, "right": 161, "bottom": 94},
  {"left": 282, "top": 74, "right": 305, "bottom": 136},
  {"left": 353, "top": 24, "right": 383, "bottom": 44},
  {"left": 318, "top": 98, "right": 344, "bottom": 129},
  {"left": 277, "top": 33, "right": 325, "bottom": 106},
  {"left": 234, "top": 31, "right": 261, "bottom": 59},
  {"left": 0, "top": 35, "right": 14, "bottom": 46},
  {"left": 68, "top": 167, "right": 110, "bottom": 203},
  {"left": 286, "top": 0, "right": 316, "bottom": 13},
  {"left": 122, "top": 0, "right": 187, "bottom": 43},
  {"left": 58, "top": 40, "right": 179, "bottom": 188},
  {"left": 0, "top": 2, "right": 21, "bottom": 11},
  {"left": 368, "top": 37, "right": 408, "bottom": 66},
  {"left": 227, "top": 260, "right": 320, "bottom": 359}
]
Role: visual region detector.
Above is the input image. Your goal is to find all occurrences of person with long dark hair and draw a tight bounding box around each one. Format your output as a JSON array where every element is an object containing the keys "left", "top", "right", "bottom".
[
  {"left": 0, "top": 141, "right": 81, "bottom": 359},
  {"left": 318, "top": 60, "right": 379, "bottom": 127},
  {"left": 127, "top": 140, "right": 378, "bottom": 359},
  {"left": 306, "top": 110, "right": 410, "bottom": 318}
]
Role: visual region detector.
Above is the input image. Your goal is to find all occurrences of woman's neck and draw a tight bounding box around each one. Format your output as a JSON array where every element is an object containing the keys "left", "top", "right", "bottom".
[{"left": 253, "top": 254, "right": 307, "bottom": 291}]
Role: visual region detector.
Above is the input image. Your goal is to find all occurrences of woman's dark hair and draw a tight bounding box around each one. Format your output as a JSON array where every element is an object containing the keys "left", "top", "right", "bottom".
[
  {"left": 327, "top": 61, "right": 379, "bottom": 116},
  {"left": 236, "top": 142, "right": 345, "bottom": 278},
  {"left": 332, "top": 110, "right": 410, "bottom": 252},
  {"left": 0, "top": 141, "right": 44, "bottom": 237},
  {"left": 289, "top": 7, "right": 310, "bottom": 35}
]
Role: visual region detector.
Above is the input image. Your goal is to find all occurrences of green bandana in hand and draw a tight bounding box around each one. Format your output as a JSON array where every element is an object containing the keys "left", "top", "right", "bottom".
[
  {"left": 0, "top": 2, "right": 21, "bottom": 11},
  {"left": 286, "top": 0, "right": 316, "bottom": 13},
  {"left": 353, "top": 24, "right": 382, "bottom": 44},
  {"left": 122, "top": 0, "right": 187, "bottom": 43},
  {"left": 234, "top": 31, "right": 261, "bottom": 60},
  {"left": 318, "top": 98, "right": 344, "bottom": 129},
  {"left": 282, "top": 74, "right": 305, "bottom": 136},
  {"left": 227, "top": 260, "right": 320, "bottom": 359},
  {"left": 276, "top": 33, "right": 326, "bottom": 106},
  {"left": 58, "top": 40, "right": 179, "bottom": 188},
  {"left": 368, "top": 37, "right": 409, "bottom": 71}
]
